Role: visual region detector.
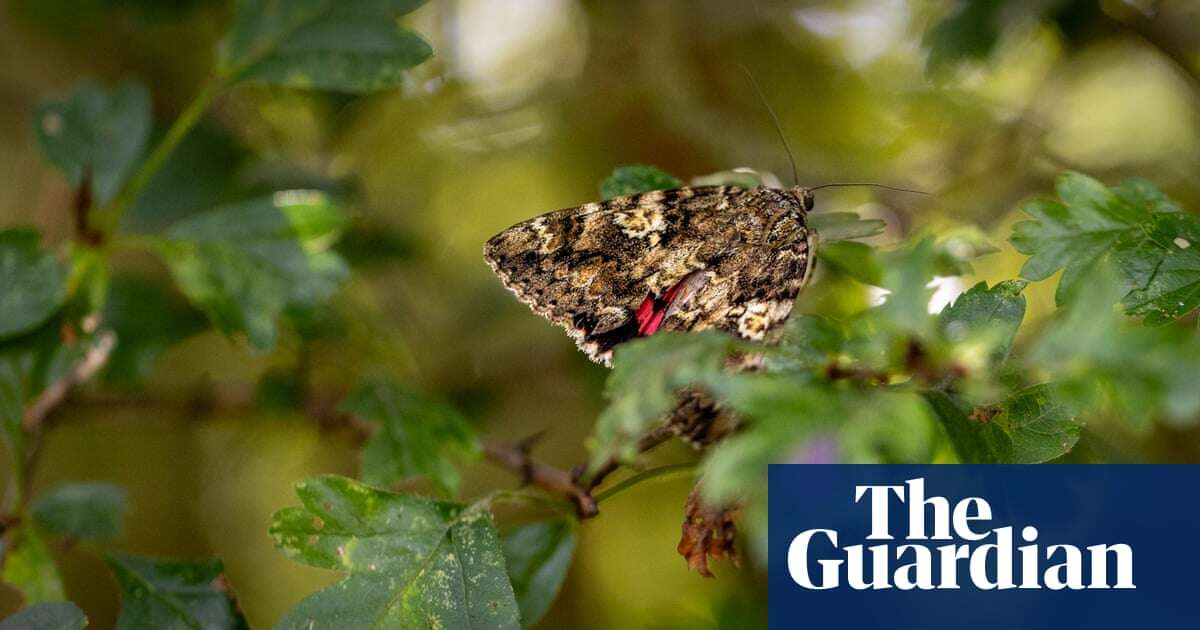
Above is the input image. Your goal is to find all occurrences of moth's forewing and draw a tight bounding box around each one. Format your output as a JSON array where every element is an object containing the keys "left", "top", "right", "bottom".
[{"left": 484, "top": 186, "right": 816, "bottom": 365}]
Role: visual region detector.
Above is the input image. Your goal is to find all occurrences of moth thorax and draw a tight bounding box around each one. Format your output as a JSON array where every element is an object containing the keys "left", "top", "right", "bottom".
[{"left": 790, "top": 186, "right": 815, "bottom": 213}]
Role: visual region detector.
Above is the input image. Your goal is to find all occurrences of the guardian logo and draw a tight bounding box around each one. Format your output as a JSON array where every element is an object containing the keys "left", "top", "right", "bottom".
[{"left": 788, "top": 478, "right": 1135, "bottom": 591}]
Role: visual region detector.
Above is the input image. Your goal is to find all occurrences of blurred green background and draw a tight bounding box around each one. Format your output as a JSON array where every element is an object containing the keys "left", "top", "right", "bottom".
[{"left": 2, "top": 0, "right": 1200, "bottom": 627}]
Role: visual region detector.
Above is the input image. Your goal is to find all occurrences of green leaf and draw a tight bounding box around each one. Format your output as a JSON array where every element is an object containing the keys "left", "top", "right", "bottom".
[
  {"left": 219, "top": 0, "right": 432, "bottom": 93},
  {"left": 0, "top": 601, "right": 87, "bottom": 630},
  {"left": 923, "top": 390, "right": 1011, "bottom": 464},
  {"left": 599, "top": 165, "right": 683, "bottom": 200},
  {"left": 938, "top": 279, "right": 1027, "bottom": 363},
  {"left": 1009, "top": 172, "right": 1198, "bottom": 315},
  {"left": 1119, "top": 211, "right": 1200, "bottom": 323},
  {"left": 101, "top": 275, "right": 206, "bottom": 388},
  {"left": 501, "top": 520, "right": 575, "bottom": 627},
  {"left": 33, "top": 80, "right": 151, "bottom": 206},
  {"left": 766, "top": 315, "right": 845, "bottom": 372},
  {"left": 590, "top": 331, "right": 737, "bottom": 469},
  {"left": 808, "top": 212, "right": 886, "bottom": 242},
  {"left": 340, "top": 379, "right": 479, "bottom": 496},
  {"left": 925, "top": 385, "right": 1081, "bottom": 464},
  {"left": 816, "top": 240, "right": 881, "bottom": 285},
  {"left": 0, "top": 526, "right": 65, "bottom": 604},
  {"left": 875, "top": 237, "right": 940, "bottom": 336},
  {"left": 158, "top": 191, "right": 349, "bottom": 351},
  {"left": 923, "top": 0, "right": 1005, "bottom": 74},
  {"left": 0, "top": 229, "right": 67, "bottom": 341},
  {"left": 1031, "top": 262, "right": 1200, "bottom": 426},
  {"left": 107, "top": 554, "right": 246, "bottom": 630},
  {"left": 993, "top": 384, "right": 1081, "bottom": 463},
  {"left": 30, "top": 482, "right": 127, "bottom": 539},
  {"left": 271, "top": 475, "right": 520, "bottom": 630}
]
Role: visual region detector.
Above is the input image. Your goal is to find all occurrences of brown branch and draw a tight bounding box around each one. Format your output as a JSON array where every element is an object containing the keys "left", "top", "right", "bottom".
[
  {"left": 22, "top": 330, "right": 116, "bottom": 432},
  {"left": 482, "top": 439, "right": 599, "bottom": 519}
]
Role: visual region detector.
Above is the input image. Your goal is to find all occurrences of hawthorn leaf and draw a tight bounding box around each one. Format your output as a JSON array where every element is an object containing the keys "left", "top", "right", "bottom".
[
  {"left": 923, "top": 390, "right": 1011, "bottom": 464},
  {"left": 994, "top": 384, "right": 1081, "bottom": 463},
  {"left": 158, "top": 191, "right": 349, "bottom": 351},
  {"left": 32, "top": 80, "right": 151, "bottom": 205},
  {"left": 501, "top": 520, "right": 575, "bottom": 627},
  {"left": 0, "top": 601, "right": 87, "bottom": 630},
  {"left": 0, "top": 229, "right": 67, "bottom": 341},
  {"left": 340, "top": 379, "right": 479, "bottom": 496},
  {"left": 590, "top": 331, "right": 737, "bottom": 470},
  {"left": 766, "top": 314, "right": 845, "bottom": 372},
  {"left": 1010, "top": 172, "right": 1200, "bottom": 318},
  {"left": 599, "top": 165, "right": 682, "bottom": 200},
  {"left": 938, "top": 279, "right": 1027, "bottom": 363},
  {"left": 107, "top": 554, "right": 247, "bottom": 630},
  {"left": 219, "top": 0, "right": 432, "bottom": 93},
  {"left": 30, "top": 482, "right": 127, "bottom": 539},
  {"left": 271, "top": 475, "right": 520, "bottom": 630},
  {"left": 0, "top": 526, "right": 65, "bottom": 604}
]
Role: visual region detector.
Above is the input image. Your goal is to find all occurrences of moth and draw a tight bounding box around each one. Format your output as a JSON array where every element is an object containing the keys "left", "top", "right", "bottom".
[{"left": 483, "top": 183, "right": 818, "bottom": 365}]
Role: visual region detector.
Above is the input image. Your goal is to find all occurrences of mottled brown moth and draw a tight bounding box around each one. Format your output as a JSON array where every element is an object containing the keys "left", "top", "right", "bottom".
[{"left": 483, "top": 183, "right": 818, "bottom": 365}]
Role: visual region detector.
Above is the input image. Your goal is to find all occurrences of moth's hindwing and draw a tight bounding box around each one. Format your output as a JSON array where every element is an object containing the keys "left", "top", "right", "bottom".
[{"left": 484, "top": 185, "right": 816, "bottom": 365}]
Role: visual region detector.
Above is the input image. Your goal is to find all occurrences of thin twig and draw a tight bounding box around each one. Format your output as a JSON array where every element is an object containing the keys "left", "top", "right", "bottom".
[
  {"left": 482, "top": 440, "right": 599, "bottom": 519},
  {"left": 22, "top": 331, "right": 116, "bottom": 432}
]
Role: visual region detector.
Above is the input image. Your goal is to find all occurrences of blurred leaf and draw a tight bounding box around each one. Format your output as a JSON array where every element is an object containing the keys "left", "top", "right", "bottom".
[
  {"left": 501, "top": 520, "right": 575, "bottom": 627},
  {"left": 924, "top": 0, "right": 1005, "bottom": 74},
  {"left": 0, "top": 317, "right": 84, "bottom": 457},
  {"left": 32, "top": 80, "right": 151, "bottom": 205},
  {"left": 875, "top": 237, "right": 939, "bottom": 336},
  {"left": 938, "top": 279, "right": 1027, "bottom": 362},
  {"left": 0, "top": 229, "right": 67, "bottom": 341},
  {"left": 158, "top": 191, "right": 349, "bottom": 350},
  {"left": 0, "top": 601, "right": 86, "bottom": 630},
  {"left": 124, "top": 123, "right": 247, "bottom": 233},
  {"left": 270, "top": 475, "right": 520, "bottom": 629},
  {"left": 808, "top": 212, "right": 886, "bottom": 241},
  {"left": 0, "top": 526, "right": 64, "bottom": 604},
  {"left": 107, "top": 554, "right": 246, "bottom": 630},
  {"left": 766, "top": 314, "right": 844, "bottom": 372},
  {"left": 599, "top": 165, "right": 683, "bottom": 200},
  {"left": 30, "top": 482, "right": 127, "bottom": 539},
  {"left": 340, "top": 379, "right": 480, "bottom": 496},
  {"left": 1031, "top": 262, "right": 1200, "bottom": 426},
  {"left": 590, "top": 331, "right": 737, "bottom": 469},
  {"left": 925, "top": 384, "right": 1081, "bottom": 464},
  {"left": 817, "top": 240, "right": 880, "bottom": 285},
  {"left": 219, "top": 0, "right": 432, "bottom": 93},
  {"left": 839, "top": 391, "right": 936, "bottom": 464},
  {"left": 101, "top": 275, "right": 206, "bottom": 388}
]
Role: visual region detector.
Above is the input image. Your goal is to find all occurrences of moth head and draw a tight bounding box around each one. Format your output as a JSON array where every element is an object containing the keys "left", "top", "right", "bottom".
[{"left": 789, "top": 186, "right": 815, "bottom": 213}]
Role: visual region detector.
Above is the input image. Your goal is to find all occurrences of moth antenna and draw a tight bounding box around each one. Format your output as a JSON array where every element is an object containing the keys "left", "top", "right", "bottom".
[
  {"left": 810, "top": 182, "right": 931, "bottom": 196},
  {"left": 738, "top": 64, "right": 799, "bottom": 187}
]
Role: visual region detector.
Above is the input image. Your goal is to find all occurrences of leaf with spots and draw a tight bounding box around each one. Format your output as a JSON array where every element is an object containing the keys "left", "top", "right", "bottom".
[
  {"left": 107, "top": 554, "right": 247, "bottom": 630},
  {"left": 1011, "top": 172, "right": 1200, "bottom": 321},
  {"left": 219, "top": 0, "right": 433, "bottom": 93},
  {"left": 32, "top": 80, "right": 151, "bottom": 205},
  {"left": 271, "top": 475, "right": 520, "bottom": 630}
]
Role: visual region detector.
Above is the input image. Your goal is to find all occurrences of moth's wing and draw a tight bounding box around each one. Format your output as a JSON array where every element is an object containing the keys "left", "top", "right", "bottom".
[
  {"left": 484, "top": 187, "right": 740, "bottom": 364},
  {"left": 485, "top": 186, "right": 819, "bottom": 363}
]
